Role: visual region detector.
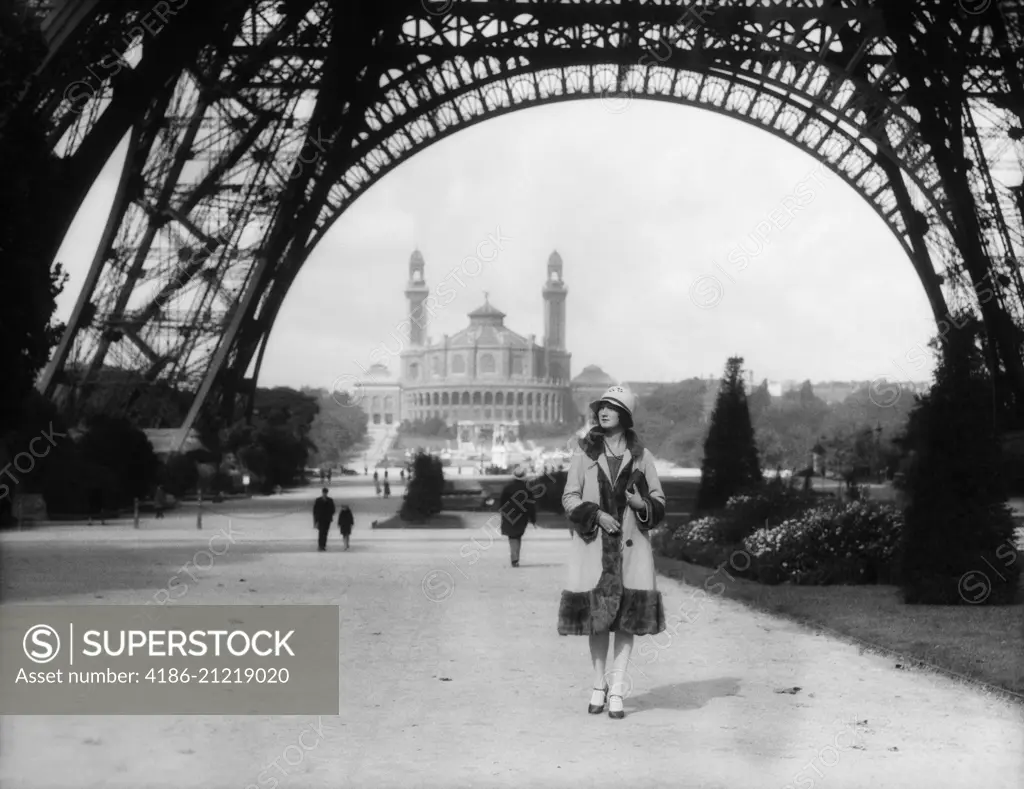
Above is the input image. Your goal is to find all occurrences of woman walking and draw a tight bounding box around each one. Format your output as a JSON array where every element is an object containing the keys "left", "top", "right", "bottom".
[
  {"left": 337, "top": 505, "right": 354, "bottom": 550},
  {"left": 558, "top": 385, "right": 666, "bottom": 720}
]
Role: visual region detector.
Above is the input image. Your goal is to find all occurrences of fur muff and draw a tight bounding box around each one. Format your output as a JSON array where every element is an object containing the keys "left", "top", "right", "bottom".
[{"left": 567, "top": 500, "right": 601, "bottom": 543}]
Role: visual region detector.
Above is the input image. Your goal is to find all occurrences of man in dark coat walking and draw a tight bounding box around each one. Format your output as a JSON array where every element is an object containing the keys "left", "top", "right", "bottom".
[
  {"left": 500, "top": 466, "right": 536, "bottom": 567},
  {"left": 313, "top": 487, "right": 336, "bottom": 551}
]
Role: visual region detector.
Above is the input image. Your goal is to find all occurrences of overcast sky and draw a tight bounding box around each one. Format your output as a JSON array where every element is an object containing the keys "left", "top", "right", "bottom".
[{"left": 56, "top": 98, "right": 939, "bottom": 392}]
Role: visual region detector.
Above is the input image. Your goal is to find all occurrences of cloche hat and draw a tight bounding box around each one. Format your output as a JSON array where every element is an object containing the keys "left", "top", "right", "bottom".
[{"left": 589, "top": 385, "right": 637, "bottom": 420}]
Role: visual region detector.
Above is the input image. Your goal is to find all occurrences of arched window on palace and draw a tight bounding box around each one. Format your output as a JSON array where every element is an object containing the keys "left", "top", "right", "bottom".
[
  {"left": 432, "top": 355, "right": 442, "bottom": 376},
  {"left": 451, "top": 354, "right": 466, "bottom": 374},
  {"left": 479, "top": 353, "right": 495, "bottom": 374},
  {"left": 511, "top": 355, "right": 524, "bottom": 376},
  {"left": 408, "top": 362, "right": 419, "bottom": 380}
]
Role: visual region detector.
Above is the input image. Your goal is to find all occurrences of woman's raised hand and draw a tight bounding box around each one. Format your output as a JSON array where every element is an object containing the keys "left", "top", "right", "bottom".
[{"left": 597, "top": 511, "right": 620, "bottom": 534}]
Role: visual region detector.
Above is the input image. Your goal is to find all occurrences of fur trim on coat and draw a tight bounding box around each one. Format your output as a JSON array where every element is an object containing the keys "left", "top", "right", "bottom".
[{"left": 557, "top": 428, "right": 667, "bottom": 636}]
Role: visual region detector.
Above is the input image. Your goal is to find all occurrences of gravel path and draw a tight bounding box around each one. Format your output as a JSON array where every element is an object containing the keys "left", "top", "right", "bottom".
[{"left": 1, "top": 486, "right": 1021, "bottom": 788}]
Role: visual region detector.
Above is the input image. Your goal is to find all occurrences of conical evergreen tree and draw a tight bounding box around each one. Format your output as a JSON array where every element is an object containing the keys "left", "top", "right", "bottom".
[
  {"left": 400, "top": 451, "right": 444, "bottom": 521},
  {"left": 696, "top": 356, "right": 763, "bottom": 512},
  {"left": 897, "top": 317, "right": 1021, "bottom": 605}
]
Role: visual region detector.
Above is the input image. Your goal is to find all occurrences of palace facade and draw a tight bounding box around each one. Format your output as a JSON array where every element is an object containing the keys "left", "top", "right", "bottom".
[{"left": 360, "top": 250, "right": 606, "bottom": 439}]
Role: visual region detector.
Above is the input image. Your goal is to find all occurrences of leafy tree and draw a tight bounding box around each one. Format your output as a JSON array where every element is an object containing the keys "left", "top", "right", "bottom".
[
  {"left": 251, "top": 387, "right": 319, "bottom": 430},
  {"left": 632, "top": 378, "right": 708, "bottom": 467},
  {"left": 747, "top": 379, "right": 772, "bottom": 419},
  {"left": 0, "top": 5, "right": 66, "bottom": 434},
  {"left": 400, "top": 451, "right": 444, "bottom": 522},
  {"left": 159, "top": 453, "right": 199, "bottom": 498},
  {"left": 306, "top": 389, "right": 368, "bottom": 467},
  {"left": 224, "top": 387, "right": 318, "bottom": 492},
  {"left": 755, "top": 425, "right": 787, "bottom": 469},
  {"left": 696, "top": 357, "right": 762, "bottom": 512},
  {"left": 896, "top": 316, "right": 1021, "bottom": 605},
  {"left": 78, "top": 415, "right": 160, "bottom": 506}
]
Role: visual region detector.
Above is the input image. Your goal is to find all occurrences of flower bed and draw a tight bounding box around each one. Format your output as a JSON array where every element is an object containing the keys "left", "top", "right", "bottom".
[{"left": 652, "top": 494, "right": 904, "bottom": 586}]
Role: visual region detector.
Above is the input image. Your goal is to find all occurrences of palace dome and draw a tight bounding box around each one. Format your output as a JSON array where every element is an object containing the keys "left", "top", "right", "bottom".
[
  {"left": 365, "top": 362, "right": 399, "bottom": 383},
  {"left": 447, "top": 295, "right": 534, "bottom": 349},
  {"left": 572, "top": 365, "right": 616, "bottom": 386}
]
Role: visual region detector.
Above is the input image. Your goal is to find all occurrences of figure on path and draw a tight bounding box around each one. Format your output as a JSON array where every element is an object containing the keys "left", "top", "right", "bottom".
[
  {"left": 373, "top": 470, "right": 381, "bottom": 497},
  {"left": 558, "top": 386, "right": 666, "bottom": 720},
  {"left": 383, "top": 479, "right": 391, "bottom": 499},
  {"left": 337, "top": 504, "right": 354, "bottom": 551},
  {"left": 312, "top": 487, "right": 336, "bottom": 552},
  {"left": 87, "top": 486, "right": 105, "bottom": 525},
  {"left": 154, "top": 485, "right": 166, "bottom": 520},
  {"left": 500, "top": 466, "right": 536, "bottom": 568}
]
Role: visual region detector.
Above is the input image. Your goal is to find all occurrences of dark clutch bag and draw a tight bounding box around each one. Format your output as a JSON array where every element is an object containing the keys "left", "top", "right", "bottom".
[{"left": 627, "top": 467, "right": 649, "bottom": 501}]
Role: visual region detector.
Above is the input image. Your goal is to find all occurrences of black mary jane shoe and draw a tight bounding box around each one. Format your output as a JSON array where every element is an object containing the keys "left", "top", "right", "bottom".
[
  {"left": 588, "top": 686, "right": 608, "bottom": 714},
  {"left": 608, "top": 694, "right": 625, "bottom": 719}
]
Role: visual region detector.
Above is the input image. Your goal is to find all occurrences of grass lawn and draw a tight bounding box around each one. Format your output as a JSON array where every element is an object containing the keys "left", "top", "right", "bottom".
[{"left": 654, "top": 554, "right": 1024, "bottom": 698}]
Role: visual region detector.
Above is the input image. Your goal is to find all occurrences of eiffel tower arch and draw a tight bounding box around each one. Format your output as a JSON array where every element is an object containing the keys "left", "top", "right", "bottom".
[{"left": 11, "top": 0, "right": 1024, "bottom": 448}]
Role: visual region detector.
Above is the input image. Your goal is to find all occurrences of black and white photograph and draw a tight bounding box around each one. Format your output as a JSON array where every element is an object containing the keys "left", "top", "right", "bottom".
[{"left": 1, "top": 0, "right": 1023, "bottom": 786}]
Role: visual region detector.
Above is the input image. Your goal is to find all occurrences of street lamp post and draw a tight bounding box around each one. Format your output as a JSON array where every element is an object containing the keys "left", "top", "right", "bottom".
[{"left": 874, "top": 423, "right": 883, "bottom": 483}]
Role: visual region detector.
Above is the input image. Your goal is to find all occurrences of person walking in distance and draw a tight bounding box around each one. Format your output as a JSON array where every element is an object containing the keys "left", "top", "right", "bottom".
[
  {"left": 87, "top": 485, "right": 105, "bottom": 525},
  {"left": 337, "top": 505, "right": 354, "bottom": 551},
  {"left": 154, "top": 485, "right": 166, "bottom": 520},
  {"left": 312, "top": 487, "right": 336, "bottom": 552},
  {"left": 500, "top": 466, "right": 536, "bottom": 567},
  {"left": 383, "top": 479, "right": 391, "bottom": 499},
  {"left": 373, "top": 470, "right": 381, "bottom": 497},
  {"left": 558, "top": 386, "right": 666, "bottom": 720}
]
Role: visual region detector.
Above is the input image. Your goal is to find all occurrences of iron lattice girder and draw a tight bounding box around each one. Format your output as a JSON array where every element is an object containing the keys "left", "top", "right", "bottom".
[
  {"left": 38, "top": 0, "right": 324, "bottom": 405},
  {"left": 306, "top": 53, "right": 938, "bottom": 256},
  {"left": 23, "top": 0, "right": 1024, "bottom": 438}
]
